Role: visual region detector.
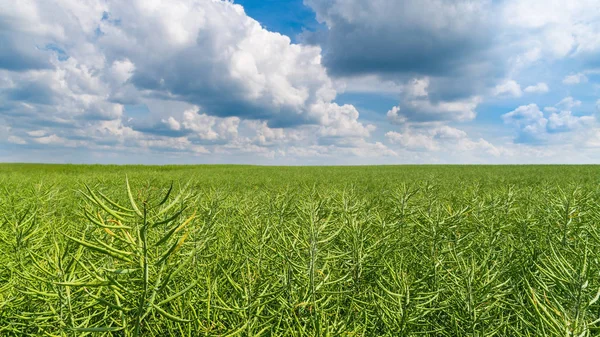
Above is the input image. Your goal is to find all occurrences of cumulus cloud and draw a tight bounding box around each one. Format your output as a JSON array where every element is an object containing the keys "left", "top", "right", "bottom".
[
  {"left": 385, "top": 129, "right": 439, "bottom": 151},
  {"left": 286, "top": 140, "right": 396, "bottom": 159},
  {"left": 303, "top": 0, "right": 513, "bottom": 118},
  {"left": 563, "top": 73, "right": 588, "bottom": 85},
  {"left": 303, "top": 0, "right": 600, "bottom": 138},
  {"left": 27, "top": 130, "right": 47, "bottom": 137},
  {"left": 0, "top": 0, "right": 381, "bottom": 161},
  {"left": 246, "top": 121, "right": 306, "bottom": 146},
  {"left": 386, "top": 106, "right": 406, "bottom": 125},
  {"left": 2, "top": 0, "right": 600, "bottom": 164},
  {"left": 94, "top": 0, "right": 361, "bottom": 128},
  {"left": 385, "top": 125, "right": 501, "bottom": 156},
  {"left": 180, "top": 108, "right": 240, "bottom": 142},
  {"left": 502, "top": 104, "right": 549, "bottom": 143},
  {"left": 547, "top": 111, "right": 595, "bottom": 132},
  {"left": 524, "top": 82, "right": 549, "bottom": 94},
  {"left": 503, "top": 99, "right": 596, "bottom": 144},
  {"left": 7, "top": 136, "right": 27, "bottom": 145},
  {"left": 315, "top": 103, "right": 375, "bottom": 138},
  {"left": 307, "top": 0, "right": 600, "bottom": 126},
  {"left": 556, "top": 97, "right": 582, "bottom": 110},
  {"left": 504, "top": 0, "right": 600, "bottom": 59},
  {"left": 305, "top": 0, "right": 497, "bottom": 78},
  {"left": 386, "top": 78, "right": 481, "bottom": 124},
  {"left": 493, "top": 80, "right": 523, "bottom": 97}
]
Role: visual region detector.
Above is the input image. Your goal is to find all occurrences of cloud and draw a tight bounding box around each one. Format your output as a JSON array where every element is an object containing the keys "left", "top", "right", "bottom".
[
  {"left": 493, "top": 80, "right": 523, "bottom": 97},
  {"left": 502, "top": 104, "right": 549, "bottom": 143},
  {"left": 304, "top": 0, "right": 597, "bottom": 101},
  {"left": 385, "top": 129, "right": 439, "bottom": 151},
  {"left": 503, "top": 100, "right": 595, "bottom": 144},
  {"left": 2, "top": 0, "right": 600, "bottom": 164},
  {"left": 385, "top": 125, "right": 502, "bottom": 156},
  {"left": 303, "top": 0, "right": 518, "bottom": 121},
  {"left": 386, "top": 106, "right": 406, "bottom": 125},
  {"left": 556, "top": 96, "right": 582, "bottom": 110},
  {"left": 286, "top": 140, "right": 396, "bottom": 158},
  {"left": 246, "top": 121, "right": 306, "bottom": 146},
  {"left": 562, "top": 73, "right": 588, "bottom": 85},
  {"left": 503, "top": 0, "right": 600, "bottom": 59},
  {"left": 0, "top": 0, "right": 381, "bottom": 161},
  {"left": 334, "top": 75, "right": 404, "bottom": 95},
  {"left": 306, "top": 0, "right": 600, "bottom": 123},
  {"left": 305, "top": 0, "right": 497, "bottom": 78},
  {"left": 386, "top": 78, "right": 481, "bottom": 124},
  {"left": 93, "top": 0, "right": 365, "bottom": 129},
  {"left": 547, "top": 111, "right": 595, "bottom": 132},
  {"left": 7, "top": 136, "right": 27, "bottom": 145},
  {"left": 524, "top": 82, "right": 549, "bottom": 94},
  {"left": 180, "top": 108, "right": 240, "bottom": 141},
  {"left": 163, "top": 117, "right": 181, "bottom": 131},
  {"left": 303, "top": 0, "right": 600, "bottom": 133},
  {"left": 315, "top": 103, "right": 375, "bottom": 138},
  {"left": 27, "top": 130, "right": 47, "bottom": 137}
]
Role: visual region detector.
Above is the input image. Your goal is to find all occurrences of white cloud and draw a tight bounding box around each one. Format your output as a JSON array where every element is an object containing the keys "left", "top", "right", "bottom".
[
  {"left": 502, "top": 104, "right": 548, "bottom": 142},
  {"left": 286, "top": 140, "right": 396, "bottom": 158},
  {"left": 180, "top": 107, "right": 240, "bottom": 141},
  {"left": 386, "top": 77, "right": 481, "bottom": 124},
  {"left": 547, "top": 111, "right": 595, "bottom": 132},
  {"left": 32, "top": 134, "right": 70, "bottom": 145},
  {"left": 92, "top": 0, "right": 366, "bottom": 129},
  {"left": 524, "top": 82, "right": 549, "bottom": 94},
  {"left": 556, "top": 96, "right": 582, "bottom": 110},
  {"left": 334, "top": 75, "right": 404, "bottom": 95},
  {"left": 109, "top": 59, "right": 136, "bottom": 85},
  {"left": 504, "top": 0, "right": 600, "bottom": 58},
  {"left": 2, "top": 0, "right": 600, "bottom": 164},
  {"left": 246, "top": 121, "right": 305, "bottom": 146},
  {"left": 0, "top": 0, "right": 380, "bottom": 161},
  {"left": 313, "top": 103, "right": 375, "bottom": 138},
  {"left": 163, "top": 117, "right": 181, "bottom": 131},
  {"left": 27, "top": 130, "right": 47, "bottom": 137},
  {"left": 387, "top": 106, "right": 407, "bottom": 125},
  {"left": 503, "top": 104, "right": 545, "bottom": 124},
  {"left": 562, "top": 73, "right": 588, "bottom": 85},
  {"left": 493, "top": 80, "right": 522, "bottom": 97},
  {"left": 403, "top": 95, "right": 481, "bottom": 123},
  {"left": 386, "top": 130, "right": 439, "bottom": 151},
  {"left": 137, "top": 137, "right": 209, "bottom": 154},
  {"left": 503, "top": 101, "right": 596, "bottom": 144},
  {"left": 385, "top": 125, "right": 501, "bottom": 157},
  {"left": 7, "top": 136, "right": 27, "bottom": 144}
]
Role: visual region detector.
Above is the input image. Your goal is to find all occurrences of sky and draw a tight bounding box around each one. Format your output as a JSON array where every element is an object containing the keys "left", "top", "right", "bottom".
[{"left": 1, "top": 0, "right": 600, "bottom": 165}]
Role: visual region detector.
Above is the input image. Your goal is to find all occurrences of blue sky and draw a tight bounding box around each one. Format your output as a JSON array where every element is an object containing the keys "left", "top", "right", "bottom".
[
  {"left": 236, "top": 0, "right": 321, "bottom": 42},
  {"left": 1, "top": 0, "right": 600, "bottom": 164}
]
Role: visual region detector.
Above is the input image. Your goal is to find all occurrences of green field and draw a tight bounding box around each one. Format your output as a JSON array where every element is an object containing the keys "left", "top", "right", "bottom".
[{"left": 2, "top": 164, "right": 600, "bottom": 336}]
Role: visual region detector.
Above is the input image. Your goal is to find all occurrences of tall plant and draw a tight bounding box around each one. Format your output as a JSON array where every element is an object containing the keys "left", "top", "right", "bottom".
[{"left": 51, "top": 178, "right": 199, "bottom": 335}]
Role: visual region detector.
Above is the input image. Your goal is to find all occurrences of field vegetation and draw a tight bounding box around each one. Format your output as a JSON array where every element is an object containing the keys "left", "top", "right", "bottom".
[{"left": 1, "top": 164, "right": 600, "bottom": 336}]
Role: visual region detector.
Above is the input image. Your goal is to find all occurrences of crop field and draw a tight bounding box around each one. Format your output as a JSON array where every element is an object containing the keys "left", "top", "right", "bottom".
[{"left": 1, "top": 164, "right": 600, "bottom": 336}]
